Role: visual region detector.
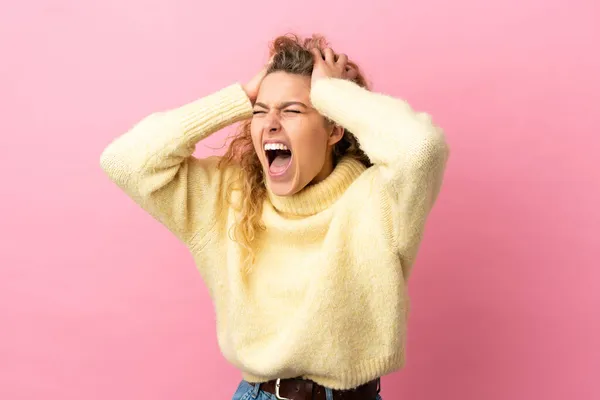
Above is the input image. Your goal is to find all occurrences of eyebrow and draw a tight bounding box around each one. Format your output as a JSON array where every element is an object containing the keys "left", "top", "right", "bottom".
[{"left": 254, "top": 101, "right": 309, "bottom": 109}]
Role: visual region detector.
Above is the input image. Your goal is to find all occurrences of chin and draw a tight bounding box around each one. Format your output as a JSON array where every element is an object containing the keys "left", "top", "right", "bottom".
[
  {"left": 268, "top": 181, "right": 300, "bottom": 196},
  {"left": 266, "top": 173, "right": 303, "bottom": 196},
  {"left": 263, "top": 159, "right": 306, "bottom": 197}
]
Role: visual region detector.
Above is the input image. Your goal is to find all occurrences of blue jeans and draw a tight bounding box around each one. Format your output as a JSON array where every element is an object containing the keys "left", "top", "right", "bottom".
[{"left": 231, "top": 380, "right": 383, "bottom": 400}]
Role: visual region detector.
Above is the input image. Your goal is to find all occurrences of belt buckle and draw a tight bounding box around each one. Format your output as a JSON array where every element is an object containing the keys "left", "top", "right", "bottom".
[{"left": 275, "top": 378, "right": 292, "bottom": 400}]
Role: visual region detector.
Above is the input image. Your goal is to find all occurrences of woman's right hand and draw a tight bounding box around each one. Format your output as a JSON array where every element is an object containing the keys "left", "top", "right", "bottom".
[{"left": 243, "top": 56, "right": 273, "bottom": 104}]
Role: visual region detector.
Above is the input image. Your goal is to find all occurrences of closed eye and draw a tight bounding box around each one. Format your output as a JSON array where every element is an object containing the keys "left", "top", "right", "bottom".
[{"left": 253, "top": 110, "right": 301, "bottom": 115}]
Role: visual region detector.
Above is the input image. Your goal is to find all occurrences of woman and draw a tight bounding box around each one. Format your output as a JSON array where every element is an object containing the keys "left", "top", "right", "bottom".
[{"left": 100, "top": 34, "right": 449, "bottom": 400}]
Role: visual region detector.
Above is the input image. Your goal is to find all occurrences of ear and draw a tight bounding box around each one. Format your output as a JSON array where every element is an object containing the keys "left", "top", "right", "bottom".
[{"left": 328, "top": 124, "right": 345, "bottom": 146}]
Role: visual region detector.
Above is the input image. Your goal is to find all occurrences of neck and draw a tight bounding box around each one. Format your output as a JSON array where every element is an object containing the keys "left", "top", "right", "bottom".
[{"left": 310, "top": 153, "right": 336, "bottom": 185}]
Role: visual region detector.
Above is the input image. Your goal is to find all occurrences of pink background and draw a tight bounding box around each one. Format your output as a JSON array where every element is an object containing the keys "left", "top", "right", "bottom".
[{"left": 1, "top": 0, "right": 598, "bottom": 399}]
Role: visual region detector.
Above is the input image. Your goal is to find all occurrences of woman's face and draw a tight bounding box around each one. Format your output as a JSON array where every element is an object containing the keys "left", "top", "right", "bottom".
[{"left": 250, "top": 71, "right": 344, "bottom": 196}]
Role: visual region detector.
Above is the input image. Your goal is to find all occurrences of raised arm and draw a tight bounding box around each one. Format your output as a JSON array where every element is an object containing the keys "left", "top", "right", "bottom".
[
  {"left": 100, "top": 83, "right": 253, "bottom": 245},
  {"left": 309, "top": 50, "right": 449, "bottom": 277}
]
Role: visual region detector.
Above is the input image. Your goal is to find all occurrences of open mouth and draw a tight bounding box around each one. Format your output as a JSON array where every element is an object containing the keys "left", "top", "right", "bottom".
[{"left": 264, "top": 142, "right": 293, "bottom": 176}]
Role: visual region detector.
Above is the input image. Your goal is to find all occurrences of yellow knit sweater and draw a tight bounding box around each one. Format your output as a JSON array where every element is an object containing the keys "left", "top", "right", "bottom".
[{"left": 100, "top": 78, "right": 449, "bottom": 390}]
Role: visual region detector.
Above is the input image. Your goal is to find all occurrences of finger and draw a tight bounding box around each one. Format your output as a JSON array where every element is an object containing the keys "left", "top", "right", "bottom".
[
  {"left": 323, "top": 48, "right": 335, "bottom": 64},
  {"left": 345, "top": 66, "right": 358, "bottom": 80},
  {"left": 310, "top": 48, "right": 324, "bottom": 63},
  {"left": 336, "top": 53, "right": 348, "bottom": 66}
]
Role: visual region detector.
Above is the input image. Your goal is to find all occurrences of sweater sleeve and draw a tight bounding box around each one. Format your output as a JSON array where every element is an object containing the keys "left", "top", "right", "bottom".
[
  {"left": 100, "top": 83, "right": 253, "bottom": 245},
  {"left": 309, "top": 78, "right": 449, "bottom": 277}
]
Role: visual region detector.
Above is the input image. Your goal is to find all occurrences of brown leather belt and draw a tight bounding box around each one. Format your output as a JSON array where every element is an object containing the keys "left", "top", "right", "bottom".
[{"left": 258, "top": 377, "right": 380, "bottom": 400}]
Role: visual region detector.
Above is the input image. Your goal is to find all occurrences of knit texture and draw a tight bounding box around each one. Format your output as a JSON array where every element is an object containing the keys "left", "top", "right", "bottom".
[{"left": 100, "top": 78, "right": 449, "bottom": 390}]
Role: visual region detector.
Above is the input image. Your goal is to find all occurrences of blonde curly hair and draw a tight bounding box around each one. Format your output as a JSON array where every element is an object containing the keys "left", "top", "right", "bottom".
[{"left": 219, "top": 33, "right": 371, "bottom": 274}]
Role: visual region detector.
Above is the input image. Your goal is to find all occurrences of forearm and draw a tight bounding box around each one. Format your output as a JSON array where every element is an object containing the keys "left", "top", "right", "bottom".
[
  {"left": 309, "top": 78, "right": 448, "bottom": 170},
  {"left": 100, "top": 83, "right": 252, "bottom": 184}
]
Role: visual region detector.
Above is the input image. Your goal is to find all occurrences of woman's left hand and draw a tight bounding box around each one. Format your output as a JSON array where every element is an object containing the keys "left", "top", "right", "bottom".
[{"left": 310, "top": 48, "right": 358, "bottom": 84}]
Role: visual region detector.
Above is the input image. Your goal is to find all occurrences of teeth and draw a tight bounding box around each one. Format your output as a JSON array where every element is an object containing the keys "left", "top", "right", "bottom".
[{"left": 264, "top": 142, "right": 289, "bottom": 151}]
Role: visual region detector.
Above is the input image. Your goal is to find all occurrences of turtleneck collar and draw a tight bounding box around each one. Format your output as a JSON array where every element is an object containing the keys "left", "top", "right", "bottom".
[{"left": 266, "top": 157, "right": 367, "bottom": 216}]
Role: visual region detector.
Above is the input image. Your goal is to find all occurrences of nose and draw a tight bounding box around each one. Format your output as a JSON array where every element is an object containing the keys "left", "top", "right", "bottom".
[{"left": 264, "top": 112, "right": 281, "bottom": 133}]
